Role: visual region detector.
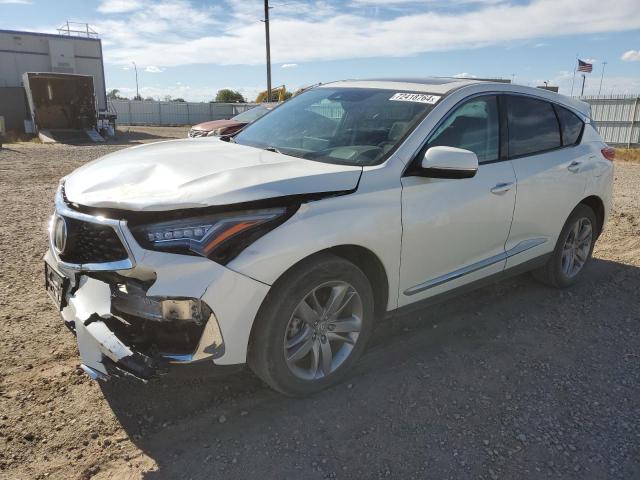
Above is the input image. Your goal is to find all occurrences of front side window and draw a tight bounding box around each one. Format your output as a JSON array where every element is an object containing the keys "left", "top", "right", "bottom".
[
  {"left": 507, "top": 96, "right": 561, "bottom": 157},
  {"left": 234, "top": 88, "right": 438, "bottom": 166},
  {"left": 426, "top": 95, "right": 499, "bottom": 163},
  {"left": 555, "top": 105, "right": 584, "bottom": 146}
]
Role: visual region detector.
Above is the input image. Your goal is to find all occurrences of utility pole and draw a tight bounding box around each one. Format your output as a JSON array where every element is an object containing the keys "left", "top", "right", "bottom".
[
  {"left": 263, "top": 0, "right": 272, "bottom": 102},
  {"left": 598, "top": 61, "right": 607, "bottom": 96},
  {"left": 580, "top": 74, "right": 586, "bottom": 97},
  {"left": 570, "top": 54, "right": 578, "bottom": 96},
  {"left": 132, "top": 61, "right": 140, "bottom": 100}
]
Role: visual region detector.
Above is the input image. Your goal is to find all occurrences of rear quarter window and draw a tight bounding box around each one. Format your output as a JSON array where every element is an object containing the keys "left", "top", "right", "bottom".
[
  {"left": 554, "top": 105, "right": 584, "bottom": 146},
  {"left": 506, "top": 96, "right": 561, "bottom": 158}
]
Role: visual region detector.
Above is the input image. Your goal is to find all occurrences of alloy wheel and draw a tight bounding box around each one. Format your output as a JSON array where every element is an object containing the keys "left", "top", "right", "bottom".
[
  {"left": 561, "top": 217, "right": 593, "bottom": 278},
  {"left": 284, "top": 281, "right": 363, "bottom": 380}
]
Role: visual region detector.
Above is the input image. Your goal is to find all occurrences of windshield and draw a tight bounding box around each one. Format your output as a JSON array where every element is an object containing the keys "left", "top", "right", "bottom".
[
  {"left": 232, "top": 105, "right": 270, "bottom": 123},
  {"left": 233, "top": 88, "right": 439, "bottom": 166}
]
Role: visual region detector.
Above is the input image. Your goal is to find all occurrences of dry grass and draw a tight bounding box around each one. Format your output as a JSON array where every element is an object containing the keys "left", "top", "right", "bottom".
[{"left": 615, "top": 148, "right": 640, "bottom": 162}]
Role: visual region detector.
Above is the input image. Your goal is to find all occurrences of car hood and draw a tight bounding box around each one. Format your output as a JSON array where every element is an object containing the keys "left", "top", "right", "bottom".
[
  {"left": 191, "top": 119, "right": 243, "bottom": 131},
  {"left": 63, "top": 138, "right": 362, "bottom": 211}
]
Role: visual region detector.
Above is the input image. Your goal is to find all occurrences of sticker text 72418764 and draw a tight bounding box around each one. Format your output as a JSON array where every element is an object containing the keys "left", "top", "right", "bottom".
[{"left": 389, "top": 93, "right": 441, "bottom": 104}]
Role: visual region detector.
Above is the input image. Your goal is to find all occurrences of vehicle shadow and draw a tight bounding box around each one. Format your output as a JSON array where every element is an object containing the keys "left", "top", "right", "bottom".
[{"left": 99, "top": 257, "right": 640, "bottom": 479}]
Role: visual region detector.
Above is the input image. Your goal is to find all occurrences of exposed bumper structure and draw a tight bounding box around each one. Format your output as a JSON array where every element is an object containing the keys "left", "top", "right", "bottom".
[{"left": 45, "top": 189, "right": 271, "bottom": 381}]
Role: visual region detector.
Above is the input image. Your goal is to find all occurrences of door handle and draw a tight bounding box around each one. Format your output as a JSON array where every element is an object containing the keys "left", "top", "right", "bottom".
[
  {"left": 490, "top": 182, "right": 514, "bottom": 194},
  {"left": 567, "top": 161, "right": 582, "bottom": 173}
]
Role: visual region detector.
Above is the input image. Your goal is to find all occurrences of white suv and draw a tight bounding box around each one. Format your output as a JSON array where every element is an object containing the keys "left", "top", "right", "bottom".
[{"left": 45, "top": 78, "right": 614, "bottom": 396}]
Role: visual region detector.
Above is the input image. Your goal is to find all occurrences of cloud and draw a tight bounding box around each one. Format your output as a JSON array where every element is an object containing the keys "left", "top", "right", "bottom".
[
  {"left": 145, "top": 65, "right": 164, "bottom": 73},
  {"left": 621, "top": 50, "right": 640, "bottom": 62},
  {"left": 109, "top": 84, "right": 267, "bottom": 102},
  {"left": 97, "top": 0, "right": 146, "bottom": 13},
  {"left": 281, "top": 63, "right": 298, "bottom": 68},
  {"left": 97, "top": 0, "right": 640, "bottom": 70},
  {"left": 544, "top": 70, "right": 640, "bottom": 96},
  {"left": 0, "top": 0, "right": 32, "bottom": 4},
  {"left": 453, "top": 72, "right": 477, "bottom": 78}
]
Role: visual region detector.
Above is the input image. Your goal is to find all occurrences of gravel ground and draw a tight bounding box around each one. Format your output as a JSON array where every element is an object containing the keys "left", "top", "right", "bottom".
[{"left": 0, "top": 128, "right": 638, "bottom": 480}]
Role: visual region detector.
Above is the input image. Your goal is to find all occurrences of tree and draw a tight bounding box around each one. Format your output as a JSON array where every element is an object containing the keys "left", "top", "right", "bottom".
[
  {"left": 172, "top": 98, "right": 186, "bottom": 102},
  {"left": 133, "top": 94, "right": 143, "bottom": 101},
  {"left": 107, "top": 88, "right": 127, "bottom": 100},
  {"left": 214, "top": 89, "right": 245, "bottom": 103},
  {"left": 144, "top": 96, "right": 155, "bottom": 102}
]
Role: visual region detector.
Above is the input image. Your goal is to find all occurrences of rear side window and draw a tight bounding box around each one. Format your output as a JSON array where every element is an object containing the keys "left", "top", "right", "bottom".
[
  {"left": 555, "top": 105, "right": 584, "bottom": 146},
  {"left": 507, "top": 96, "right": 561, "bottom": 158}
]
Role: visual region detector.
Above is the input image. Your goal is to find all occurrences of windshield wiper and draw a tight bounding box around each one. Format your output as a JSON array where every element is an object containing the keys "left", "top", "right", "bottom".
[{"left": 263, "top": 146, "right": 283, "bottom": 154}]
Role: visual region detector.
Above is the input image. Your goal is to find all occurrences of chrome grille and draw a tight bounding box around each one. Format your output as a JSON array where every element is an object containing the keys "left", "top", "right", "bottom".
[{"left": 58, "top": 216, "right": 128, "bottom": 264}]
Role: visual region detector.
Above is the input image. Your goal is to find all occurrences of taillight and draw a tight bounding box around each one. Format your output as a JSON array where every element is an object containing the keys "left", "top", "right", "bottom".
[{"left": 601, "top": 147, "right": 615, "bottom": 161}]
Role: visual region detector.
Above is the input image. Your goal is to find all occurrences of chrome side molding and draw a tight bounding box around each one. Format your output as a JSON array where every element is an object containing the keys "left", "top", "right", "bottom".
[{"left": 404, "top": 238, "right": 547, "bottom": 296}]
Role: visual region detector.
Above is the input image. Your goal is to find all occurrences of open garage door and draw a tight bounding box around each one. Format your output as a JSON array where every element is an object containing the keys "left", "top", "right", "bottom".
[{"left": 23, "top": 72, "right": 102, "bottom": 143}]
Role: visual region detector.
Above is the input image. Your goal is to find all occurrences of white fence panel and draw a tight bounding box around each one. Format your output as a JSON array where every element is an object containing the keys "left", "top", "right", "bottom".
[
  {"left": 580, "top": 95, "right": 640, "bottom": 147},
  {"left": 110, "top": 100, "right": 258, "bottom": 126}
]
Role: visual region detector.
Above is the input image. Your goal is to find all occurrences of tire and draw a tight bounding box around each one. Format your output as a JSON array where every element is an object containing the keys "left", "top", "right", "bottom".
[
  {"left": 532, "top": 204, "right": 597, "bottom": 288},
  {"left": 248, "top": 253, "right": 375, "bottom": 397}
]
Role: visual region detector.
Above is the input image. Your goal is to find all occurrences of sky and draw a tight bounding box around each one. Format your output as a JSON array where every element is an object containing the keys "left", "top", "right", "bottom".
[{"left": 1, "top": 0, "right": 639, "bottom": 102}]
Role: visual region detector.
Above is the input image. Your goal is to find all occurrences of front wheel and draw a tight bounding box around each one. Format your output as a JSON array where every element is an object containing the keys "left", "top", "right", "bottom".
[
  {"left": 248, "top": 254, "right": 375, "bottom": 396},
  {"left": 533, "top": 204, "right": 597, "bottom": 288}
]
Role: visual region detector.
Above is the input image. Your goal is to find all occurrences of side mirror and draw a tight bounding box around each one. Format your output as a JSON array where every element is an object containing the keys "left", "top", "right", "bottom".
[{"left": 420, "top": 146, "right": 479, "bottom": 179}]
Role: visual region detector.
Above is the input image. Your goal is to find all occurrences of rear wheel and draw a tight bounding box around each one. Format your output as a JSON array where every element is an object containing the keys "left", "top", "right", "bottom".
[
  {"left": 248, "top": 254, "right": 374, "bottom": 396},
  {"left": 533, "top": 204, "right": 597, "bottom": 288}
]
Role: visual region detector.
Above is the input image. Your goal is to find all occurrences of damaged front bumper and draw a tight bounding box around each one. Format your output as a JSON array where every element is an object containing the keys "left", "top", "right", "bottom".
[
  {"left": 44, "top": 189, "right": 271, "bottom": 381},
  {"left": 48, "top": 265, "right": 226, "bottom": 381}
]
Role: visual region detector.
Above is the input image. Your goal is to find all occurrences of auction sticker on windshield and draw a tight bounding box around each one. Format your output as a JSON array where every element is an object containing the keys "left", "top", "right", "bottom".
[{"left": 389, "top": 93, "right": 441, "bottom": 104}]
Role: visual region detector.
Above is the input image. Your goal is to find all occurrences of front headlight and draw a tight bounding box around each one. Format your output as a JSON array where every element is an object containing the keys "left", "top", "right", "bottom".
[{"left": 130, "top": 207, "right": 295, "bottom": 264}]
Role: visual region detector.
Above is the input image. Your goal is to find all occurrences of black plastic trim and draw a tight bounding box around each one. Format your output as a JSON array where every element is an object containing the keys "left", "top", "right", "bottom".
[{"left": 415, "top": 167, "right": 477, "bottom": 179}]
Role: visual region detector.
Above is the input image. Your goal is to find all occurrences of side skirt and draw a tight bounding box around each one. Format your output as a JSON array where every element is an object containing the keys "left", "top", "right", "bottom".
[{"left": 384, "top": 253, "right": 551, "bottom": 320}]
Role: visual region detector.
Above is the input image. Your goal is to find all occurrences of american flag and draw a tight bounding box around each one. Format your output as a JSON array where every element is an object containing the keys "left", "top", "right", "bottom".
[{"left": 577, "top": 59, "right": 593, "bottom": 73}]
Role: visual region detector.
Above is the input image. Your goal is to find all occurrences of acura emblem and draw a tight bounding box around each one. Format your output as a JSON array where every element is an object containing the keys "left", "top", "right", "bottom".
[{"left": 53, "top": 215, "right": 67, "bottom": 255}]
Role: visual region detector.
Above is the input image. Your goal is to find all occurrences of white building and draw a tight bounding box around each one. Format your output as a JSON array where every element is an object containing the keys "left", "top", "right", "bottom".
[{"left": 0, "top": 28, "right": 106, "bottom": 132}]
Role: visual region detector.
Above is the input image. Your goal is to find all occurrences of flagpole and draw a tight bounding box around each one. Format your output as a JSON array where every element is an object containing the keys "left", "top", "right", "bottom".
[
  {"left": 570, "top": 54, "right": 578, "bottom": 96},
  {"left": 598, "top": 61, "right": 607, "bottom": 96},
  {"left": 580, "top": 74, "right": 586, "bottom": 97}
]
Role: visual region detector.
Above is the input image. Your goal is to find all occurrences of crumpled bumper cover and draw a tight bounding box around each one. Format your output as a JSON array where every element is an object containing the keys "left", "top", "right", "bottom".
[
  {"left": 61, "top": 275, "right": 160, "bottom": 381},
  {"left": 76, "top": 315, "right": 158, "bottom": 380}
]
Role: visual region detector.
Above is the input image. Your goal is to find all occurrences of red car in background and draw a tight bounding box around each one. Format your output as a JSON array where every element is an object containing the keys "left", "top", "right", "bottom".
[{"left": 188, "top": 103, "right": 277, "bottom": 138}]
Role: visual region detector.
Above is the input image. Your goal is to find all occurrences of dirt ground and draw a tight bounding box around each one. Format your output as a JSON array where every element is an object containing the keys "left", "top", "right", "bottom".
[{"left": 0, "top": 128, "right": 638, "bottom": 480}]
